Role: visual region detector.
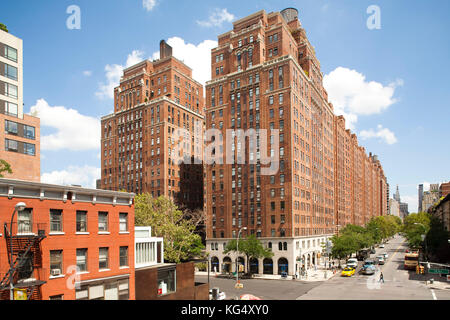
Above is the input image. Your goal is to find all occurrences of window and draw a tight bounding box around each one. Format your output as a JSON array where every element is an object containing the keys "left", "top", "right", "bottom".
[
  {"left": 50, "top": 250, "right": 63, "bottom": 276},
  {"left": 76, "top": 249, "right": 88, "bottom": 272},
  {"left": 18, "top": 208, "right": 32, "bottom": 234},
  {"left": 24, "top": 125, "right": 35, "bottom": 140},
  {"left": 49, "top": 295, "right": 64, "bottom": 300},
  {"left": 119, "top": 213, "right": 128, "bottom": 232},
  {"left": 99, "top": 248, "right": 109, "bottom": 270},
  {"left": 98, "top": 212, "right": 109, "bottom": 232},
  {"left": 4, "top": 63, "right": 18, "bottom": 81},
  {"left": 4, "top": 101, "right": 18, "bottom": 117},
  {"left": 4, "top": 82, "right": 18, "bottom": 98},
  {"left": 24, "top": 143, "right": 35, "bottom": 156},
  {"left": 157, "top": 267, "right": 176, "bottom": 296},
  {"left": 120, "top": 247, "right": 129, "bottom": 267},
  {"left": 3, "top": 45, "right": 18, "bottom": 62},
  {"left": 50, "top": 209, "right": 63, "bottom": 232},
  {"left": 76, "top": 211, "right": 87, "bottom": 232},
  {"left": 5, "top": 120, "right": 18, "bottom": 135}
]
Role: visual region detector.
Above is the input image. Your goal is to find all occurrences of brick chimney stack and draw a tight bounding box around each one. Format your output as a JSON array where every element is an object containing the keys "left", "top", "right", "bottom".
[{"left": 160, "top": 40, "right": 172, "bottom": 59}]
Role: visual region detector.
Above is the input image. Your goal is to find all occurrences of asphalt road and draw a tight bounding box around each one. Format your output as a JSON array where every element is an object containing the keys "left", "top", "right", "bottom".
[
  {"left": 194, "top": 275, "right": 322, "bottom": 300},
  {"left": 196, "top": 236, "right": 450, "bottom": 300},
  {"left": 298, "top": 235, "right": 450, "bottom": 300}
]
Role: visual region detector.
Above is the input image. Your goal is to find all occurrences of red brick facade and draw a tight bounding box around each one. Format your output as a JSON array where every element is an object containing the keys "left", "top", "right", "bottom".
[
  {"left": 204, "top": 9, "right": 388, "bottom": 244},
  {"left": 0, "top": 179, "right": 135, "bottom": 300},
  {"left": 0, "top": 113, "right": 40, "bottom": 182},
  {"left": 101, "top": 41, "right": 204, "bottom": 210}
]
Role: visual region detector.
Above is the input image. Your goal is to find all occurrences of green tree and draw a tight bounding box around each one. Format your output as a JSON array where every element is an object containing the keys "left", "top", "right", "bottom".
[
  {"left": 425, "top": 215, "right": 450, "bottom": 262},
  {"left": 135, "top": 194, "right": 204, "bottom": 263},
  {"left": 402, "top": 212, "right": 431, "bottom": 248},
  {"left": 0, "top": 160, "right": 12, "bottom": 178},
  {"left": 0, "top": 23, "right": 8, "bottom": 33},
  {"left": 330, "top": 233, "right": 359, "bottom": 264},
  {"left": 224, "top": 234, "right": 273, "bottom": 274}
]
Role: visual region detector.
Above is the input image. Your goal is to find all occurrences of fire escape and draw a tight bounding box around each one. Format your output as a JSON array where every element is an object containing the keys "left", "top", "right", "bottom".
[{"left": 0, "top": 223, "right": 46, "bottom": 300}]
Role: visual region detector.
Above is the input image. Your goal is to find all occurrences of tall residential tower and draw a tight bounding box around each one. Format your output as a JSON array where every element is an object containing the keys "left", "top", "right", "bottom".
[
  {"left": 204, "top": 9, "right": 388, "bottom": 277},
  {"left": 0, "top": 28, "right": 40, "bottom": 181},
  {"left": 100, "top": 40, "right": 204, "bottom": 210}
]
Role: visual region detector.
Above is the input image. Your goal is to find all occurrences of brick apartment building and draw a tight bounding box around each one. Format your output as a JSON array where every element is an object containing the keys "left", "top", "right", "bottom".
[
  {"left": 440, "top": 182, "right": 450, "bottom": 198},
  {"left": 0, "top": 178, "right": 135, "bottom": 300},
  {"left": 100, "top": 40, "right": 204, "bottom": 211},
  {"left": 0, "top": 29, "right": 40, "bottom": 182},
  {"left": 204, "top": 8, "right": 388, "bottom": 277}
]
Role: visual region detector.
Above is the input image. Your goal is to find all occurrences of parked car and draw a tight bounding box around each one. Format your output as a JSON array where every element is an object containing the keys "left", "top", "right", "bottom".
[
  {"left": 362, "top": 265, "right": 376, "bottom": 275},
  {"left": 376, "top": 256, "right": 385, "bottom": 265},
  {"left": 346, "top": 258, "right": 358, "bottom": 269},
  {"left": 370, "top": 248, "right": 376, "bottom": 254},
  {"left": 383, "top": 253, "right": 389, "bottom": 259},
  {"left": 341, "top": 267, "right": 356, "bottom": 277},
  {"left": 379, "top": 244, "right": 385, "bottom": 248}
]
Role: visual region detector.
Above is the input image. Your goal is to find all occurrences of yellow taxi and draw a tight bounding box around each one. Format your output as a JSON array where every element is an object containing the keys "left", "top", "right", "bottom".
[{"left": 341, "top": 267, "right": 356, "bottom": 277}]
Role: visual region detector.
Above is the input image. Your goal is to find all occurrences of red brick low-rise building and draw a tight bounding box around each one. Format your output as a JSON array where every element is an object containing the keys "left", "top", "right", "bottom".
[{"left": 0, "top": 178, "right": 135, "bottom": 300}]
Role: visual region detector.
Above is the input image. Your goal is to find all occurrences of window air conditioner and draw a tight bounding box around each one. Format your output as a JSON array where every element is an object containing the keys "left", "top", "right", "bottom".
[{"left": 51, "top": 269, "right": 61, "bottom": 276}]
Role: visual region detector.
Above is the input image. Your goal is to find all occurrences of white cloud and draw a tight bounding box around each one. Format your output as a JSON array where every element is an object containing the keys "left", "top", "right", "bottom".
[
  {"left": 360, "top": 124, "right": 398, "bottom": 145},
  {"left": 83, "top": 70, "right": 92, "bottom": 77},
  {"left": 96, "top": 50, "right": 145, "bottom": 100},
  {"left": 29, "top": 99, "right": 100, "bottom": 151},
  {"left": 143, "top": 0, "right": 157, "bottom": 11},
  {"left": 197, "top": 8, "right": 235, "bottom": 28},
  {"left": 324, "top": 67, "right": 403, "bottom": 130},
  {"left": 152, "top": 37, "right": 218, "bottom": 85},
  {"left": 41, "top": 165, "right": 100, "bottom": 189}
]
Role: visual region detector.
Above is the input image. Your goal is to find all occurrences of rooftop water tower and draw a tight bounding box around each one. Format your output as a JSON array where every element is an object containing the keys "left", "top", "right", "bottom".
[{"left": 280, "top": 8, "right": 299, "bottom": 23}]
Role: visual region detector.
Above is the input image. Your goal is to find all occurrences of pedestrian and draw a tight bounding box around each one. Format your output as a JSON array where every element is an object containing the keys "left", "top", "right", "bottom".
[{"left": 379, "top": 272, "right": 384, "bottom": 283}]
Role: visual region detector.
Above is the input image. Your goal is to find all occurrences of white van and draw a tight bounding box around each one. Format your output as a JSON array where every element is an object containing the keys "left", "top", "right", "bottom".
[{"left": 346, "top": 258, "right": 358, "bottom": 269}]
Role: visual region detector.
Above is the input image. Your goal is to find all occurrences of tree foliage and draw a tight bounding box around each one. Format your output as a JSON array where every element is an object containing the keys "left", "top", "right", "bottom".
[
  {"left": 0, "top": 160, "right": 12, "bottom": 178},
  {"left": 331, "top": 215, "right": 402, "bottom": 261},
  {"left": 224, "top": 234, "right": 273, "bottom": 274},
  {"left": 0, "top": 23, "right": 8, "bottom": 33},
  {"left": 135, "top": 194, "right": 204, "bottom": 263},
  {"left": 402, "top": 212, "right": 431, "bottom": 248}
]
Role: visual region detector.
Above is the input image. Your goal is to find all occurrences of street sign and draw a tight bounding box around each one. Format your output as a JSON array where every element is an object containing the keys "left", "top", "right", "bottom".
[{"left": 429, "top": 269, "right": 449, "bottom": 275}]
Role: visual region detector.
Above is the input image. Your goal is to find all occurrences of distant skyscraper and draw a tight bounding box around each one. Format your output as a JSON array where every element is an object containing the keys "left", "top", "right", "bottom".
[
  {"left": 418, "top": 184, "right": 423, "bottom": 212},
  {"left": 394, "top": 185, "right": 401, "bottom": 202}
]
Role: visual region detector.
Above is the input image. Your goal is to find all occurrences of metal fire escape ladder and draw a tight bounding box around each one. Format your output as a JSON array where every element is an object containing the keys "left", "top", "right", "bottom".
[{"left": 0, "top": 224, "right": 39, "bottom": 291}]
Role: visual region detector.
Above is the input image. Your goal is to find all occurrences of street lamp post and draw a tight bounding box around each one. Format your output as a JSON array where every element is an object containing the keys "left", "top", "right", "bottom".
[
  {"left": 9, "top": 202, "right": 27, "bottom": 301},
  {"left": 414, "top": 223, "right": 428, "bottom": 262},
  {"left": 236, "top": 227, "right": 247, "bottom": 286}
]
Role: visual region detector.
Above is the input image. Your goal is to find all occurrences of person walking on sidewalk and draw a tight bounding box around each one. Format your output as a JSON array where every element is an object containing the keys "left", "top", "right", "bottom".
[{"left": 379, "top": 272, "right": 384, "bottom": 283}]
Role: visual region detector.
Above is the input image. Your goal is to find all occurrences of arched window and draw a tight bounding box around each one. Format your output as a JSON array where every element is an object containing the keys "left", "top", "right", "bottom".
[{"left": 278, "top": 242, "right": 283, "bottom": 251}]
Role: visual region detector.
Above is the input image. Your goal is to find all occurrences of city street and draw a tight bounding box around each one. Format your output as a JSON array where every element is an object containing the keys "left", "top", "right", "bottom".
[
  {"left": 299, "top": 236, "right": 450, "bottom": 300},
  {"left": 196, "top": 236, "right": 450, "bottom": 300}
]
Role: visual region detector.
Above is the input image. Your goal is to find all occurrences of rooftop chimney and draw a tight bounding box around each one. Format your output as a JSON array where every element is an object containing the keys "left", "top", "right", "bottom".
[{"left": 160, "top": 40, "right": 173, "bottom": 59}]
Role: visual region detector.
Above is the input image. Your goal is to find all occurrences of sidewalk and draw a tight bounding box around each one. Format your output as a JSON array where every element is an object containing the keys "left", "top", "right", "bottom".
[{"left": 195, "top": 267, "right": 340, "bottom": 282}]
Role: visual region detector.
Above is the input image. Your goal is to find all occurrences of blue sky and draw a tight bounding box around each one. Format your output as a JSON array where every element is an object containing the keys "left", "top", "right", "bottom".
[{"left": 1, "top": 0, "right": 449, "bottom": 212}]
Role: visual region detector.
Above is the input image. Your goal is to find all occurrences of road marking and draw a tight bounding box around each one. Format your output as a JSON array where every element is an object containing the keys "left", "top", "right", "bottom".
[{"left": 431, "top": 289, "right": 437, "bottom": 300}]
